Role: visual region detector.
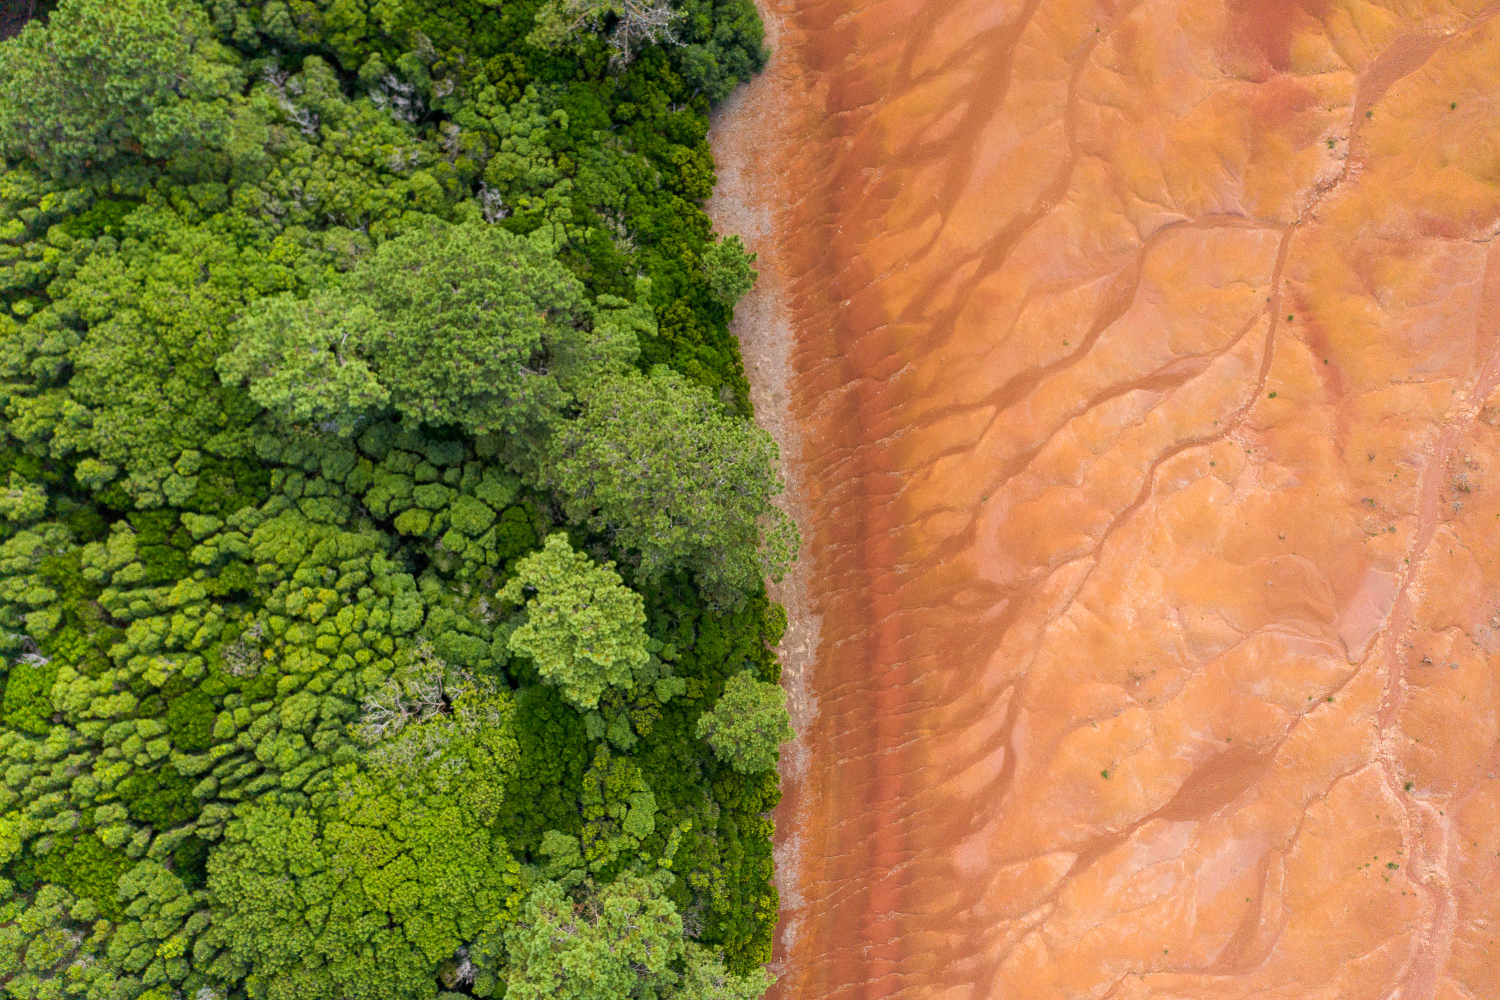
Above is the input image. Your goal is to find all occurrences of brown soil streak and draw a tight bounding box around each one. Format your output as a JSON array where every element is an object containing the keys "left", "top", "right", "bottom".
[{"left": 710, "top": 0, "right": 1500, "bottom": 997}]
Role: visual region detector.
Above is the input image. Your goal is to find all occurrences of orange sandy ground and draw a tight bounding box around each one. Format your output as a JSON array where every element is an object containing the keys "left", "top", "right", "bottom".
[{"left": 710, "top": 0, "right": 1500, "bottom": 997}]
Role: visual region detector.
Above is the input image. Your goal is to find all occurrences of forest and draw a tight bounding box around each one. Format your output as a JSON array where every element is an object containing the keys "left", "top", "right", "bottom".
[{"left": 0, "top": 0, "right": 796, "bottom": 996}]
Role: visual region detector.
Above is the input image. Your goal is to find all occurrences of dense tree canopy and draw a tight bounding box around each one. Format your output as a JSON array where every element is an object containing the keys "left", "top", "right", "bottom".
[
  {"left": 208, "top": 685, "right": 522, "bottom": 998},
  {"left": 0, "top": 0, "right": 796, "bottom": 994},
  {"left": 545, "top": 366, "right": 796, "bottom": 600},
  {"left": 220, "top": 221, "right": 594, "bottom": 437},
  {"left": 0, "top": 0, "right": 238, "bottom": 176}
]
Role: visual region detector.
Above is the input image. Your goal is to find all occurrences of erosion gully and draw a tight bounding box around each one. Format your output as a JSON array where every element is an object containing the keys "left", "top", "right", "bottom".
[{"left": 709, "top": 0, "right": 1500, "bottom": 997}]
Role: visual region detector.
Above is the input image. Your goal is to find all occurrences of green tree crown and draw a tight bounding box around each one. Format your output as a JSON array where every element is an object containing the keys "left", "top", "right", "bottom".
[
  {"left": 695, "top": 670, "right": 794, "bottom": 774},
  {"left": 494, "top": 873, "right": 771, "bottom": 1000},
  {"left": 220, "top": 222, "right": 594, "bottom": 437},
  {"left": 544, "top": 366, "right": 798, "bottom": 601},
  {"left": 500, "top": 533, "right": 650, "bottom": 711},
  {"left": 0, "top": 0, "right": 239, "bottom": 176},
  {"left": 703, "top": 235, "right": 758, "bottom": 307}
]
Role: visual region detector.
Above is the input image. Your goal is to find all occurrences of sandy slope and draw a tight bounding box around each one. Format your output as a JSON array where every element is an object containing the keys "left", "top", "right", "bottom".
[{"left": 710, "top": 1, "right": 1500, "bottom": 997}]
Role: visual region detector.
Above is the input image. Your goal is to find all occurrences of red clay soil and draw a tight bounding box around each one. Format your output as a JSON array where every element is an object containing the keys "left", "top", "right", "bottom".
[{"left": 710, "top": 0, "right": 1500, "bottom": 998}]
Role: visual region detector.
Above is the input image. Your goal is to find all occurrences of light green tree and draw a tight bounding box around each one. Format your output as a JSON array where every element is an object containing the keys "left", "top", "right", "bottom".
[
  {"left": 502, "top": 874, "right": 682, "bottom": 1000},
  {"left": 214, "top": 292, "right": 389, "bottom": 435},
  {"left": 0, "top": 0, "right": 240, "bottom": 176},
  {"left": 703, "top": 235, "right": 758, "bottom": 307},
  {"left": 543, "top": 366, "right": 797, "bottom": 600},
  {"left": 695, "top": 671, "right": 794, "bottom": 774},
  {"left": 219, "top": 222, "right": 593, "bottom": 437},
  {"left": 500, "top": 533, "right": 650, "bottom": 711},
  {"left": 677, "top": 948, "right": 774, "bottom": 1000},
  {"left": 0, "top": 473, "right": 46, "bottom": 525},
  {"left": 204, "top": 687, "right": 523, "bottom": 999}
]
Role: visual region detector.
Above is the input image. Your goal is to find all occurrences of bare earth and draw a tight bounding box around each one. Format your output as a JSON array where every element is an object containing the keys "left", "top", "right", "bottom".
[{"left": 708, "top": 1, "right": 1500, "bottom": 997}]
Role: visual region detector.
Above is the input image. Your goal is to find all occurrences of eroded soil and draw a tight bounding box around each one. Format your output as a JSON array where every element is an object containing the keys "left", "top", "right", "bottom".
[{"left": 710, "top": 0, "right": 1500, "bottom": 997}]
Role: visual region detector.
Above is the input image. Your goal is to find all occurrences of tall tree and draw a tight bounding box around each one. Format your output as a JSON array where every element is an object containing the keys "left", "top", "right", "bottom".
[
  {"left": 502, "top": 874, "right": 683, "bottom": 1000},
  {"left": 500, "top": 533, "right": 651, "bottom": 711},
  {"left": 703, "top": 235, "right": 759, "bottom": 307},
  {"left": 219, "top": 222, "right": 595, "bottom": 437},
  {"left": 695, "top": 670, "right": 794, "bottom": 774},
  {"left": 0, "top": 0, "right": 238, "bottom": 176},
  {"left": 543, "top": 367, "right": 797, "bottom": 601},
  {"left": 494, "top": 873, "right": 771, "bottom": 1000}
]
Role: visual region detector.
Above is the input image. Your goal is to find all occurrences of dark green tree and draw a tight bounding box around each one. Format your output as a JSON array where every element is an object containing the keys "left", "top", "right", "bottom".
[
  {"left": 544, "top": 366, "right": 797, "bottom": 599},
  {"left": 220, "top": 222, "right": 595, "bottom": 437},
  {"left": 0, "top": 0, "right": 239, "bottom": 176}
]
